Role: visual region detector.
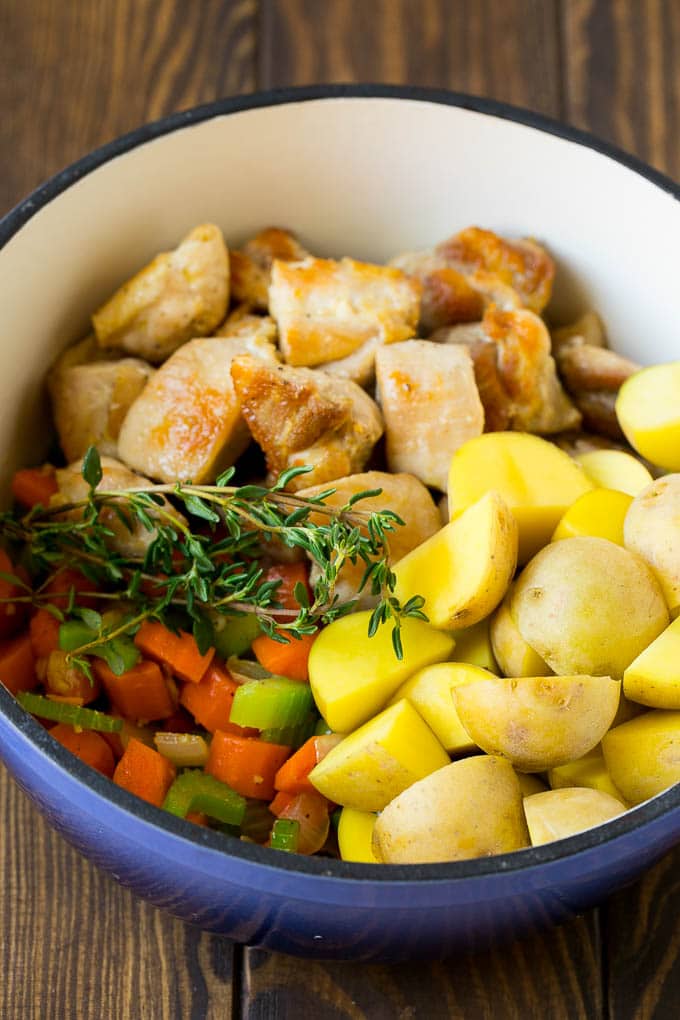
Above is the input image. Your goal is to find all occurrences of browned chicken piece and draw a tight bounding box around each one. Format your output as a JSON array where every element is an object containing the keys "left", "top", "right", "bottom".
[
  {"left": 430, "top": 323, "right": 513, "bottom": 431},
  {"left": 317, "top": 337, "right": 383, "bottom": 388},
  {"left": 389, "top": 250, "right": 485, "bottom": 333},
  {"left": 230, "top": 227, "right": 310, "bottom": 310},
  {"left": 483, "top": 306, "right": 581, "bottom": 433},
  {"left": 52, "top": 456, "right": 186, "bottom": 558},
  {"left": 555, "top": 338, "right": 640, "bottom": 438},
  {"left": 297, "top": 471, "right": 442, "bottom": 608},
  {"left": 117, "top": 333, "right": 279, "bottom": 484},
  {"left": 50, "top": 358, "right": 154, "bottom": 462},
  {"left": 47, "top": 334, "right": 113, "bottom": 397},
  {"left": 270, "top": 257, "right": 421, "bottom": 367},
  {"left": 552, "top": 431, "right": 629, "bottom": 458},
  {"left": 214, "top": 308, "right": 278, "bottom": 345},
  {"left": 375, "top": 341, "right": 484, "bottom": 491},
  {"left": 92, "top": 224, "right": 229, "bottom": 363},
  {"left": 230, "top": 355, "right": 384, "bottom": 491},
  {"left": 551, "top": 310, "right": 606, "bottom": 351},
  {"left": 436, "top": 227, "right": 555, "bottom": 314}
]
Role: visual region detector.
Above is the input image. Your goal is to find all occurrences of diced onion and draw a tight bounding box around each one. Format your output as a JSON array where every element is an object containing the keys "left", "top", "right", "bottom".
[{"left": 154, "top": 731, "right": 209, "bottom": 767}]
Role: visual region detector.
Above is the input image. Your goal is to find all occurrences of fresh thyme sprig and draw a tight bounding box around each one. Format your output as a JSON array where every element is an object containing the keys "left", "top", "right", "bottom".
[{"left": 0, "top": 447, "right": 427, "bottom": 671}]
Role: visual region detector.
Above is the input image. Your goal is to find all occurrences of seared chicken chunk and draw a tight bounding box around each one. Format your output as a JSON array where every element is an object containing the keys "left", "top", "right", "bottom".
[
  {"left": 317, "top": 337, "right": 383, "bottom": 388},
  {"left": 92, "top": 224, "right": 229, "bottom": 363},
  {"left": 230, "top": 227, "right": 310, "bottom": 310},
  {"left": 214, "top": 308, "right": 278, "bottom": 345},
  {"left": 50, "top": 358, "right": 154, "bottom": 462},
  {"left": 389, "top": 250, "right": 485, "bottom": 334},
  {"left": 117, "top": 333, "right": 279, "bottom": 484},
  {"left": 47, "top": 333, "right": 112, "bottom": 395},
  {"left": 270, "top": 257, "right": 421, "bottom": 367},
  {"left": 555, "top": 338, "right": 639, "bottom": 438},
  {"left": 230, "top": 356, "right": 384, "bottom": 491},
  {"left": 551, "top": 310, "right": 606, "bottom": 351},
  {"left": 436, "top": 227, "right": 555, "bottom": 314},
  {"left": 298, "top": 471, "right": 442, "bottom": 607},
  {"left": 52, "top": 457, "right": 186, "bottom": 558},
  {"left": 375, "top": 341, "right": 484, "bottom": 491}
]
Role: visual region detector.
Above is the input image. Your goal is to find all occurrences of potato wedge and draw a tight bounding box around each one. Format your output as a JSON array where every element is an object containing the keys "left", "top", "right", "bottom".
[
  {"left": 523, "top": 788, "right": 626, "bottom": 845},
  {"left": 448, "top": 432, "right": 593, "bottom": 563},
  {"left": 449, "top": 618, "right": 498, "bottom": 673},
  {"left": 308, "top": 611, "right": 454, "bottom": 734},
  {"left": 516, "top": 772, "right": 549, "bottom": 797},
  {"left": 576, "top": 449, "right": 652, "bottom": 496},
  {"left": 490, "top": 589, "right": 552, "bottom": 678},
  {"left": 337, "top": 808, "right": 379, "bottom": 863},
  {"left": 551, "top": 488, "right": 632, "bottom": 545},
  {"left": 602, "top": 711, "right": 680, "bottom": 805},
  {"left": 511, "top": 537, "right": 669, "bottom": 680},
  {"left": 372, "top": 756, "right": 529, "bottom": 863},
  {"left": 624, "top": 474, "right": 680, "bottom": 616},
  {"left": 453, "top": 674, "right": 621, "bottom": 772},
  {"left": 624, "top": 617, "right": 680, "bottom": 709},
  {"left": 308, "top": 699, "right": 450, "bottom": 812},
  {"left": 548, "top": 745, "right": 627, "bottom": 802},
  {"left": 615, "top": 361, "right": 680, "bottom": 470},
  {"left": 393, "top": 491, "right": 518, "bottom": 630},
  {"left": 387, "top": 662, "right": 486, "bottom": 755}
]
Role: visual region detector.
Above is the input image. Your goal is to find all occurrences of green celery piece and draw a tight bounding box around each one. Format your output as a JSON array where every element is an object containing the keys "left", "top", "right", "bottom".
[
  {"left": 16, "top": 692, "right": 123, "bottom": 732},
  {"left": 211, "top": 612, "right": 262, "bottom": 659},
  {"left": 230, "top": 677, "right": 313, "bottom": 731},
  {"left": 163, "top": 770, "right": 246, "bottom": 826},
  {"left": 260, "top": 713, "right": 318, "bottom": 749},
  {"left": 270, "top": 818, "right": 300, "bottom": 853},
  {"left": 240, "top": 799, "right": 276, "bottom": 842}
]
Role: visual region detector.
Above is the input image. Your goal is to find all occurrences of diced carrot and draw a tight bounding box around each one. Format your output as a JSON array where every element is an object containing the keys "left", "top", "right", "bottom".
[
  {"left": 269, "top": 790, "right": 295, "bottom": 817},
  {"left": 49, "top": 722, "right": 116, "bottom": 778},
  {"left": 179, "top": 662, "right": 256, "bottom": 736},
  {"left": 134, "top": 620, "right": 214, "bottom": 684},
  {"left": 276, "top": 791, "right": 331, "bottom": 855},
  {"left": 11, "top": 465, "right": 58, "bottom": 508},
  {"left": 94, "top": 658, "right": 176, "bottom": 723},
  {"left": 186, "top": 811, "right": 209, "bottom": 827},
  {"left": 43, "top": 567, "right": 98, "bottom": 609},
  {"left": 273, "top": 736, "right": 319, "bottom": 795},
  {"left": 29, "top": 609, "right": 62, "bottom": 658},
  {"left": 265, "top": 563, "right": 312, "bottom": 614},
  {"left": 113, "top": 737, "right": 176, "bottom": 807},
  {"left": 0, "top": 632, "right": 37, "bottom": 695},
  {"left": 0, "top": 549, "right": 28, "bottom": 639},
  {"left": 100, "top": 730, "right": 124, "bottom": 762},
  {"left": 206, "top": 731, "right": 291, "bottom": 800},
  {"left": 251, "top": 630, "right": 316, "bottom": 683}
]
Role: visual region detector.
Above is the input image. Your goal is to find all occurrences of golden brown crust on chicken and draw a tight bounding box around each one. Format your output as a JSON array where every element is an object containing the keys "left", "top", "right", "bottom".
[
  {"left": 298, "top": 471, "right": 442, "bottom": 607},
  {"left": 270, "top": 257, "right": 421, "bottom": 367},
  {"left": 375, "top": 340, "right": 484, "bottom": 491},
  {"left": 230, "top": 228, "right": 310, "bottom": 310},
  {"left": 389, "top": 250, "right": 485, "bottom": 333},
  {"left": 117, "top": 334, "right": 279, "bottom": 484},
  {"left": 51, "top": 457, "right": 186, "bottom": 558},
  {"left": 51, "top": 358, "right": 154, "bottom": 462},
  {"left": 230, "top": 355, "right": 384, "bottom": 490},
  {"left": 92, "top": 224, "right": 229, "bottom": 363},
  {"left": 551, "top": 310, "right": 606, "bottom": 351},
  {"left": 214, "top": 308, "right": 278, "bottom": 345},
  {"left": 436, "top": 227, "right": 555, "bottom": 314}
]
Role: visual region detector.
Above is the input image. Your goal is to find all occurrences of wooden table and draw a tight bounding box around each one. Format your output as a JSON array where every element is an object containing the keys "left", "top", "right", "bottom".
[{"left": 0, "top": 2, "right": 678, "bottom": 1016}]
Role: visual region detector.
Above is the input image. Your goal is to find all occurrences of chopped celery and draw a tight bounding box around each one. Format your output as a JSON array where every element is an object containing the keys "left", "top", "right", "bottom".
[
  {"left": 230, "top": 677, "right": 314, "bottom": 730},
  {"left": 270, "top": 818, "right": 300, "bottom": 853},
  {"left": 17, "top": 692, "right": 122, "bottom": 732},
  {"left": 240, "top": 799, "right": 276, "bottom": 842},
  {"left": 163, "top": 770, "right": 246, "bottom": 826},
  {"left": 211, "top": 612, "right": 262, "bottom": 659},
  {"left": 260, "top": 713, "right": 318, "bottom": 749}
]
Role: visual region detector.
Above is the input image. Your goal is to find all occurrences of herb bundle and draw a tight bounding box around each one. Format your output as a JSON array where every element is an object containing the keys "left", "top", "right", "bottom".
[{"left": 0, "top": 447, "right": 427, "bottom": 674}]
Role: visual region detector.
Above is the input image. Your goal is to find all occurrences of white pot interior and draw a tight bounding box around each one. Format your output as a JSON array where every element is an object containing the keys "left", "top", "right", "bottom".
[{"left": 0, "top": 96, "right": 677, "bottom": 489}]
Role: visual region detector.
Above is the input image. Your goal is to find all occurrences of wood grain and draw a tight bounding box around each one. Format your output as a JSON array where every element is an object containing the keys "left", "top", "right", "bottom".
[
  {"left": 259, "top": 0, "right": 562, "bottom": 115},
  {"left": 0, "top": 766, "right": 234, "bottom": 1020},
  {"left": 0, "top": 0, "right": 257, "bottom": 214},
  {"left": 562, "top": 0, "right": 680, "bottom": 178}
]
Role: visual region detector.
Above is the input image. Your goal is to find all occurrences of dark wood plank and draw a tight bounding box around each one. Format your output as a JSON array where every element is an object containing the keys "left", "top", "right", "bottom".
[
  {"left": 242, "top": 919, "right": 602, "bottom": 1019},
  {"left": 259, "top": 0, "right": 563, "bottom": 116},
  {"left": 561, "top": 0, "right": 680, "bottom": 178},
  {"left": 0, "top": 0, "right": 257, "bottom": 215},
  {"left": 0, "top": 766, "right": 234, "bottom": 1020}
]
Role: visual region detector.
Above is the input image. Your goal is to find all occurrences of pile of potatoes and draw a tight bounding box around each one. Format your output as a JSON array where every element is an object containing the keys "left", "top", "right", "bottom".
[{"left": 304, "top": 363, "right": 680, "bottom": 864}]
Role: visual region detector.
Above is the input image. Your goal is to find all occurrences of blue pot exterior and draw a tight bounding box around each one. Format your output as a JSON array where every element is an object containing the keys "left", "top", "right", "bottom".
[{"left": 2, "top": 704, "right": 680, "bottom": 961}]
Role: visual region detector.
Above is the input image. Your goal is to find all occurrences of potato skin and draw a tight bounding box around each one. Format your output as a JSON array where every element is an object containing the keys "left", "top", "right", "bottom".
[
  {"left": 624, "top": 475, "right": 680, "bottom": 616},
  {"left": 453, "top": 673, "right": 621, "bottom": 772},
  {"left": 489, "top": 588, "right": 551, "bottom": 678},
  {"left": 523, "top": 788, "right": 626, "bottom": 846},
  {"left": 511, "top": 537, "right": 669, "bottom": 680},
  {"left": 372, "top": 756, "right": 529, "bottom": 864},
  {"left": 602, "top": 711, "right": 680, "bottom": 805}
]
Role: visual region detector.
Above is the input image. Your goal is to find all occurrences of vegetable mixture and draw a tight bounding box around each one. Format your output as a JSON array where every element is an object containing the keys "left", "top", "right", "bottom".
[{"left": 1, "top": 222, "right": 679, "bottom": 864}]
